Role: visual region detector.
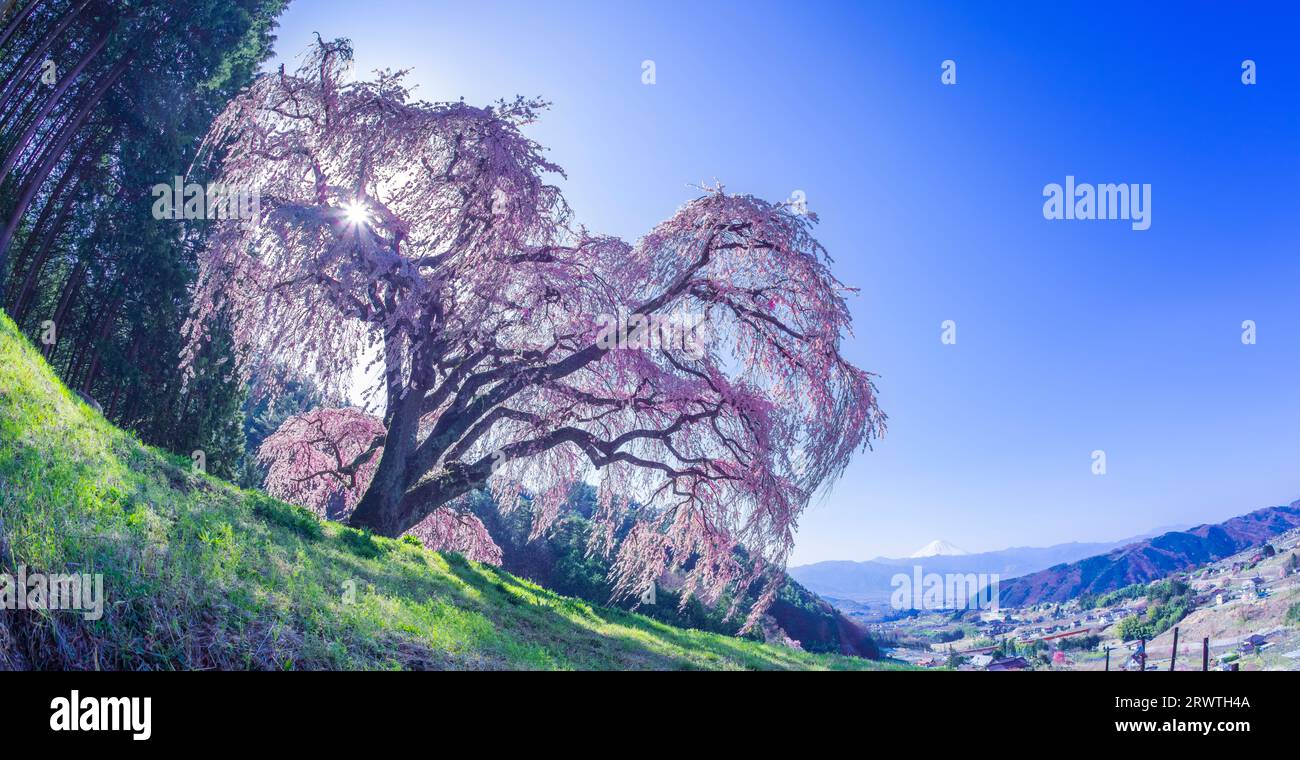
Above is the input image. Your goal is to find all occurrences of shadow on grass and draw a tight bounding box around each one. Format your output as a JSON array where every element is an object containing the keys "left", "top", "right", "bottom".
[
  {"left": 436, "top": 552, "right": 835, "bottom": 670},
  {"left": 1, "top": 318, "right": 883, "bottom": 670}
]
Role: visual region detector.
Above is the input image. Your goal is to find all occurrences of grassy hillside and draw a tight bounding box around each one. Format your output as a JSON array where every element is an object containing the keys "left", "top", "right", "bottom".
[
  {"left": 0, "top": 313, "right": 898, "bottom": 670},
  {"left": 464, "top": 488, "right": 880, "bottom": 657}
]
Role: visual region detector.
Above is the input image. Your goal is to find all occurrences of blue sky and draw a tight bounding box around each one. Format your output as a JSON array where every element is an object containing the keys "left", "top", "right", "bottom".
[{"left": 268, "top": 1, "right": 1300, "bottom": 563}]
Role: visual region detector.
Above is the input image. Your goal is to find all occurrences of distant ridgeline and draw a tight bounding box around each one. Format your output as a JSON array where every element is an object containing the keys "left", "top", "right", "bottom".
[
  {"left": 999, "top": 502, "right": 1300, "bottom": 606},
  {"left": 467, "top": 487, "right": 880, "bottom": 659},
  {"left": 789, "top": 539, "right": 1136, "bottom": 605}
]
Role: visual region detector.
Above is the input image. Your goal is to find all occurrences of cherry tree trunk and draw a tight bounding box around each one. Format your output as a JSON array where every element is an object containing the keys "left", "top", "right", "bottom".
[
  {"left": 347, "top": 389, "right": 424, "bottom": 536},
  {"left": 347, "top": 466, "right": 407, "bottom": 536}
]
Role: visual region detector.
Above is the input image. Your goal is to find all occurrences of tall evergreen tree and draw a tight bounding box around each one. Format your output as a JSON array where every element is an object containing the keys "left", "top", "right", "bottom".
[{"left": 0, "top": 0, "right": 290, "bottom": 476}]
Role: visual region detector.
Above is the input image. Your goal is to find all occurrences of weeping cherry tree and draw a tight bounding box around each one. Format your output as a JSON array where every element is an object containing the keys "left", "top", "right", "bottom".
[{"left": 185, "top": 39, "right": 885, "bottom": 629}]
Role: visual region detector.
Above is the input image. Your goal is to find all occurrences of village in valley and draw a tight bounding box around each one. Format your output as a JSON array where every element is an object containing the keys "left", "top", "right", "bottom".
[{"left": 841, "top": 528, "right": 1300, "bottom": 671}]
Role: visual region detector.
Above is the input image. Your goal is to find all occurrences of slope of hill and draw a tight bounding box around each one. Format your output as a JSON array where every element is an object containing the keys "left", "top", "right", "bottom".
[
  {"left": 1000, "top": 504, "right": 1300, "bottom": 606},
  {"left": 0, "top": 313, "right": 898, "bottom": 671},
  {"left": 790, "top": 539, "right": 1135, "bottom": 603},
  {"left": 466, "top": 490, "right": 878, "bottom": 658}
]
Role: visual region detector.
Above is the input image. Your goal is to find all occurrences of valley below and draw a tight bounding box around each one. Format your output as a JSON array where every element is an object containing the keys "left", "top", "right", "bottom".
[{"left": 794, "top": 518, "right": 1300, "bottom": 671}]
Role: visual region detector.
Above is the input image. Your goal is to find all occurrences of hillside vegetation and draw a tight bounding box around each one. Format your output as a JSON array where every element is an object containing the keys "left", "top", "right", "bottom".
[
  {"left": 466, "top": 488, "right": 881, "bottom": 658},
  {"left": 1001, "top": 504, "right": 1300, "bottom": 606},
  {"left": 0, "top": 313, "right": 896, "bottom": 670}
]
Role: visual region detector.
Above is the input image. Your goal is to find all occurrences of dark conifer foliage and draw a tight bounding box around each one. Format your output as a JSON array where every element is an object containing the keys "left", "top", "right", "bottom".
[{"left": 0, "top": 0, "right": 289, "bottom": 477}]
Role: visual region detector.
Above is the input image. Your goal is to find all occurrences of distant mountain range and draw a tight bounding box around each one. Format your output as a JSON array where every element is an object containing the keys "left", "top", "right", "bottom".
[
  {"left": 999, "top": 501, "right": 1300, "bottom": 606},
  {"left": 789, "top": 533, "right": 1169, "bottom": 604}
]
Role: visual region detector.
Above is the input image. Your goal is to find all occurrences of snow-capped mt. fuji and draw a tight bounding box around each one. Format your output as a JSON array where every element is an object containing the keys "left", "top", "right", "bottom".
[{"left": 909, "top": 539, "right": 969, "bottom": 558}]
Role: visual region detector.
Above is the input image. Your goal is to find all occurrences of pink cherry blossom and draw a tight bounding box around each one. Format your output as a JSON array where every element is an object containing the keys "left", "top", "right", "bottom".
[
  {"left": 258, "top": 406, "right": 501, "bottom": 563},
  {"left": 188, "top": 39, "right": 885, "bottom": 630}
]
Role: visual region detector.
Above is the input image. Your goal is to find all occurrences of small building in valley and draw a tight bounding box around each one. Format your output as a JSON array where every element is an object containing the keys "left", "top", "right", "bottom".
[{"left": 987, "top": 656, "right": 1032, "bottom": 671}]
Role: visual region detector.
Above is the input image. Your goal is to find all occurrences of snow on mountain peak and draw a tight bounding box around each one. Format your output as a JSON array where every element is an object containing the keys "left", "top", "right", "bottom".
[{"left": 909, "top": 539, "right": 969, "bottom": 558}]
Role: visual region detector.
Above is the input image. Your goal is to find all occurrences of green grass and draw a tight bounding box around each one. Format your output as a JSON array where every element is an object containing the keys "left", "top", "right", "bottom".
[{"left": 0, "top": 313, "right": 904, "bottom": 670}]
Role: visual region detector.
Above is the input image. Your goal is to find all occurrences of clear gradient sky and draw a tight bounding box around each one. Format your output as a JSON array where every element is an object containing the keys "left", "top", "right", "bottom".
[{"left": 266, "top": 1, "right": 1300, "bottom": 563}]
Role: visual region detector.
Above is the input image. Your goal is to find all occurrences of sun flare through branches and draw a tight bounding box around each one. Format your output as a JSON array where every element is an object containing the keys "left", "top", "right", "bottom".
[{"left": 184, "top": 38, "right": 884, "bottom": 630}]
